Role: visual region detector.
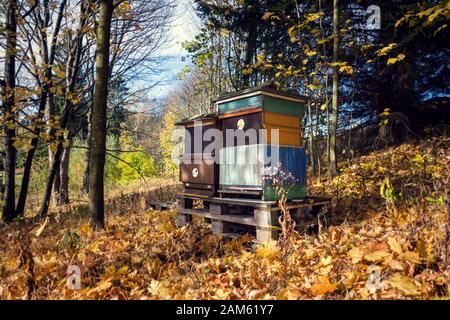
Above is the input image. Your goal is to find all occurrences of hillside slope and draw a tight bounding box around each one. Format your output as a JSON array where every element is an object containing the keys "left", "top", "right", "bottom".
[{"left": 0, "top": 137, "right": 448, "bottom": 299}]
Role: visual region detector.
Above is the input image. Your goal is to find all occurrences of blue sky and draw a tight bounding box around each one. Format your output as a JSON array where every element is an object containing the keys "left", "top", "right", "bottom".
[{"left": 146, "top": 0, "right": 200, "bottom": 99}]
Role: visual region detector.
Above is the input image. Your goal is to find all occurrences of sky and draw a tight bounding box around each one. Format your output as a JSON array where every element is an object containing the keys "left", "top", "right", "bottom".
[{"left": 146, "top": 0, "right": 200, "bottom": 99}]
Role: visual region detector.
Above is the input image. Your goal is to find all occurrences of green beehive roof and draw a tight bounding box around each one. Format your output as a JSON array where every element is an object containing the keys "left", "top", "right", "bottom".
[{"left": 214, "top": 83, "right": 306, "bottom": 118}]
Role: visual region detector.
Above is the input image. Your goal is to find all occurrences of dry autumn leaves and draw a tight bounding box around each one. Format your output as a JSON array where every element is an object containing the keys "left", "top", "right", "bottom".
[{"left": 0, "top": 137, "right": 449, "bottom": 300}]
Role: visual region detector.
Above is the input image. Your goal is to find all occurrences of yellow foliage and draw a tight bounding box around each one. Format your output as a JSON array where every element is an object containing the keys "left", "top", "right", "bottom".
[
  {"left": 242, "top": 67, "right": 253, "bottom": 75},
  {"left": 375, "top": 43, "right": 397, "bottom": 56},
  {"left": 304, "top": 48, "right": 318, "bottom": 57},
  {"left": 339, "top": 65, "right": 353, "bottom": 74},
  {"left": 387, "top": 53, "right": 406, "bottom": 65},
  {"left": 219, "top": 28, "right": 230, "bottom": 37},
  {"left": 261, "top": 12, "right": 275, "bottom": 20}
]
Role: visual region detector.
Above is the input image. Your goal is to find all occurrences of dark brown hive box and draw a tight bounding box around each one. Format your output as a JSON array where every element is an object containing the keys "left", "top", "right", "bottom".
[{"left": 176, "top": 113, "right": 219, "bottom": 197}]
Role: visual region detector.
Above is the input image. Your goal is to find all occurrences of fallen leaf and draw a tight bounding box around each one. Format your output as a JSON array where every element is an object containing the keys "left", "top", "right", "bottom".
[
  {"left": 149, "top": 280, "right": 171, "bottom": 299},
  {"left": 88, "top": 279, "right": 112, "bottom": 294},
  {"left": 387, "top": 237, "right": 402, "bottom": 255},
  {"left": 417, "top": 238, "right": 434, "bottom": 263},
  {"left": 255, "top": 241, "right": 279, "bottom": 261},
  {"left": 348, "top": 247, "right": 364, "bottom": 264},
  {"left": 364, "top": 250, "right": 391, "bottom": 263},
  {"left": 310, "top": 276, "right": 338, "bottom": 296},
  {"left": 320, "top": 255, "right": 333, "bottom": 266},
  {"left": 401, "top": 251, "right": 421, "bottom": 264},
  {"left": 33, "top": 217, "right": 49, "bottom": 237},
  {"left": 385, "top": 258, "right": 404, "bottom": 271},
  {"left": 388, "top": 274, "right": 422, "bottom": 296}
]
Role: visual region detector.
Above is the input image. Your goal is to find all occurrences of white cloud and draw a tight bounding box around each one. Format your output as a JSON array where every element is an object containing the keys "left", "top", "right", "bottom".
[
  {"left": 157, "top": 0, "right": 200, "bottom": 56},
  {"left": 145, "top": 0, "right": 200, "bottom": 99}
]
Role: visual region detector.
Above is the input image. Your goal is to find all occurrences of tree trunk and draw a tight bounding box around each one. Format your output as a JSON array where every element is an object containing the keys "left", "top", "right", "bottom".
[
  {"left": 307, "top": 100, "right": 316, "bottom": 174},
  {"left": 314, "top": 100, "right": 321, "bottom": 178},
  {"left": 329, "top": 0, "right": 339, "bottom": 178},
  {"left": 38, "top": 104, "right": 71, "bottom": 217},
  {"left": 0, "top": 156, "right": 5, "bottom": 200},
  {"left": 42, "top": 0, "right": 67, "bottom": 206},
  {"left": 2, "top": 0, "right": 18, "bottom": 222},
  {"left": 82, "top": 112, "right": 92, "bottom": 194},
  {"left": 17, "top": 0, "right": 67, "bottom": 216},
  {"left": 52, "top": 161, "right": 61, "bottom": 206},
  {"left": 38, "top": 142, "right": 64, "bottom": 217},
  {"left": 82, "top": 141, "right": 91, "bottom": 194},
  {"left": 47, "top": 92, "right": 60, "bottom": 207},
  {"left": 37, "top": 0, "right": 84, "bottom": 217},
  {"left": 89, "top": 0, "right": 114, "bottom": 229},
  {"left": 58, "top": 138, "right": 71, "bottom": 205},
  {"left": 16, "top": 87, "right": 49, "bottom": 216},
  {"left": 242, "top": 20, "right": 257, "bottom": 88}
]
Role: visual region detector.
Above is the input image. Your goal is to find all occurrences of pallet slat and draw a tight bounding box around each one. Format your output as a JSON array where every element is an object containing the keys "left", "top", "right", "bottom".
[
  {"left": 178, "top": 208, "right": 263, "bottom": 227},
  {"left": 175, "top": 194, "right": 332, "bottom": 242}
]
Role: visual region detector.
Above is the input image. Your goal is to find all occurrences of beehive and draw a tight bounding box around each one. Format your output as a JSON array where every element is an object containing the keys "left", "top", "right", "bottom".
[
  {"left": 216, "top": 85, "right": 305, "bottom": 146},
  {"left": 215, "top": 84, "right": 308, "bottom": 200},
  {"left": 176, "top": 113, "right": 219, "bottom": 197},
  {"left": 219, "top": 144, "right": 307, "bottom": 200}
]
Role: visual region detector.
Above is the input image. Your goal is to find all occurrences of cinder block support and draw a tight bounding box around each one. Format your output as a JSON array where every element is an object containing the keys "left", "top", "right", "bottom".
[
  {"left": 209, "top": 203, "right": 229, "bottom": 215},
  {"left": 256, "top": 227, "right": 279, "bottom": 242},
  {"left": 175, "top": 213, "right": 191, "bottom": 227},
  {"left": 253, "top": 207, "right": 278, "bottom": 228},
  {"left": 176, "top": 197, "right": 193, "bottom": 227},
  {"left": 210, "top": 203, "right": 230, "bottom": 235},
  {"left": 211, "top": 219, "right": 229, "bottom": 236}
]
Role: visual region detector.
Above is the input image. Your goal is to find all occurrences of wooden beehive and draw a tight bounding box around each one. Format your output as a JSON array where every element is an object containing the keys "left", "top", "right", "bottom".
[
  {"left": 214, "top": 84, "right": 308, "bottom": 200},
  {"left": 219, "top": 144, "right": 307, "bottom": 200},
  {"left": 216, "top": 85, "right": 305, "bottom": 146},
  {"left": 175, "top": 85, "right": 333, "bottom": 241},
  {"left": 176, "top": 113, "right": 219, "bottom": 197}
]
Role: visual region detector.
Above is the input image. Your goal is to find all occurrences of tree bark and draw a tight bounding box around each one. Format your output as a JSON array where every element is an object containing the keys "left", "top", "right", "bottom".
[
  {"left": 307, "top": 100, "right": 316, "bottom": 174},
  {"left": 58, "top": 150, "right": 71, "bottom": 205},
  {"left": 38, "top": 140, "right": 64, "bottom": 217},
  {"left": 42, "top": 0, "right": 67, "bottom": 205},
  {"left": 242, "top": 18, "right": 257, "bottom": 88},
  {"left": 82, "top": 120, "right": 91, "bottom": 194},
  {"left": 329, "top": 0, "right": 339, "bottom": 178},
  {"left": 16, "top": 94, "right": 47, "bottom": 216},
  {"left": 0, "top": 155, "right": 5, "bottom": 200},
  {"left": 37, "top": 0, "right": 86, "bottom": 217},
  {"left": 52, "top": 160, "right": 61, "bottom": 206},
  {"left": 16, "top": 0, "right": 68, "bottom": 216},
  {"left": 2, "top": 0, "right": 18, "bottom": 222},
  {"left": 89, "top": 0, "right": 114, "bottom": 229},
  {"left": 38, "top": 104, "right": 73, "bottom": 217},
  {"left": 58, "top": 136, "right": 72, "bottom": 205},
  {"left": 314, "top": 99, "right": 321, "bottom": 178}
]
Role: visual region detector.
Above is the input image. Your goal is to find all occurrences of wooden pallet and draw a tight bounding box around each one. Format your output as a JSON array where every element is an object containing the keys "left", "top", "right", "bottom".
[{"left": 176, "top": 194, "right": 332, "bottom": 242}]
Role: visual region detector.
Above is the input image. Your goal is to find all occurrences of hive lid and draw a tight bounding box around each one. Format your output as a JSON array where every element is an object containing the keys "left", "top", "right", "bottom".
[
  {"left": 213, "top": 82, "right": 307, "bottom": 104},
  {"left": 214, "top": 83, "right": 306, "bottom": 117},
  {"left": 175, "top": 112, "right": 218, "bottom": 126}
]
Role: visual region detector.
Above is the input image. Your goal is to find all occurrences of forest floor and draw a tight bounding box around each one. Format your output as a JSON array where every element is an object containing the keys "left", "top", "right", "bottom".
[{"left": 0, "top": 136, "right": 449, "bottom": 300}]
